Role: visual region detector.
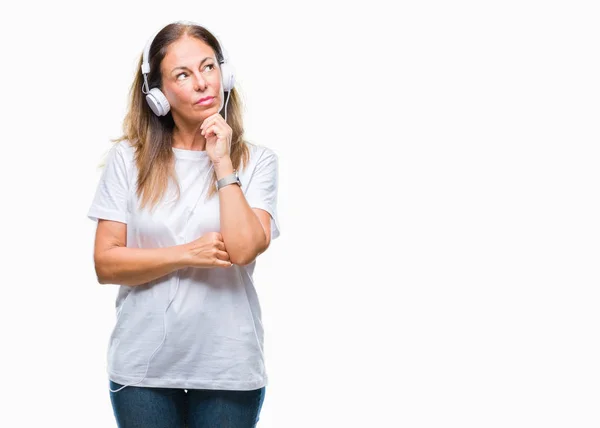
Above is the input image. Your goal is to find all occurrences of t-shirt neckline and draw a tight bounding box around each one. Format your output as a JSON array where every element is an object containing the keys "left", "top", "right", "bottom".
[{"left": 172, "top": 147, "right": 209, "bottom": 160}]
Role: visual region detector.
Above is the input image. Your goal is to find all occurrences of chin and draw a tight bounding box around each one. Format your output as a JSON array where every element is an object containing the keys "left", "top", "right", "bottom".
[{"left": 194, "top": 106, "right": 215, "bottom": 114}]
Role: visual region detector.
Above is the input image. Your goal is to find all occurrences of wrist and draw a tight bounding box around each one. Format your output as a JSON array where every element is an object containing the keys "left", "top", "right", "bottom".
[
  {"left": 213, "top": 157, "right": 234, "bottom": 179},
  {"left": 174, "top": 243, "right": 191, "bottom": 269}
]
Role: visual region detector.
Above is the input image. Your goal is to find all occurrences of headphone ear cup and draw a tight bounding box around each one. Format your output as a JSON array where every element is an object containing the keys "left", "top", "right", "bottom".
[
  {"left": 220, "top": 61, "right": 235, "bottom": 92},
  {"left": 146, "top": 88, "right": 171, "bottom": 116}
]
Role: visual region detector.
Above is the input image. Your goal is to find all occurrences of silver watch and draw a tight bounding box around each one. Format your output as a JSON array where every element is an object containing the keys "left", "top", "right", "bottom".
[{"left": 216, "top": 170, "right": 241, "bottom": 190}]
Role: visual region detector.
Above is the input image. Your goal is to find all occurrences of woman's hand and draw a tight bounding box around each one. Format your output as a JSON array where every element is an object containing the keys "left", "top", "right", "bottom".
[
  {"left": 182, "top": 232, "right": 232, "bottom": 268},
  {"left": 201, "top": 113, "right": 233, "bottom": 165}
]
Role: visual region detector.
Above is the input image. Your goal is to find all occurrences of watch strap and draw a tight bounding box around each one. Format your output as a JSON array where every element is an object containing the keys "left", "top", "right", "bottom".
[{"left": 216, "top": 171, "right": 241, "bottom": 190}]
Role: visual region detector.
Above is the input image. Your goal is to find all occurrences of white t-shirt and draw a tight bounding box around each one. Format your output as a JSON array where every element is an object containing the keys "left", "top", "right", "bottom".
[{"left": 87, "top": 140, "right": 280, "bottom": 391}]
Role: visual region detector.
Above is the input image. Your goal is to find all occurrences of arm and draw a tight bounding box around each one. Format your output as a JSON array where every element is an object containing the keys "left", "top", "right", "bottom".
[
  {"left": 88, "top": 143, "right": 230, "bottom": 285},
  {"left": 215, "top": 157, "right": 273, "bottom": 266},
  {"left": 93, "top": 219, "right": 188, "bottom": 286}
]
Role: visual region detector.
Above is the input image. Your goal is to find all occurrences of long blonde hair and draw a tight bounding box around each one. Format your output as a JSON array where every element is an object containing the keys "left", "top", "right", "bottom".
[{"left": 114, "top": 22, "right": 249, "bottom": 211}]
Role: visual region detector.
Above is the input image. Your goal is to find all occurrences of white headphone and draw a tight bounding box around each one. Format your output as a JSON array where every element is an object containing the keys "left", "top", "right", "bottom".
[{"left": 141, "top": 21, "right": 236, "bottom": 116}]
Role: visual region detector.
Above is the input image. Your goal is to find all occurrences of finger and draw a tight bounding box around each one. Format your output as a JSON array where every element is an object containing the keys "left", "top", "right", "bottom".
[
  {"left": 208, "top": 112, "right": 220, "bottom": 122},
  {"left": 202, "top": 113, "right": 221, "bottom": 129},
  {"left": 216, "top": 250, "right": 230, "bottom": 261},
  {"left": 212, "top": 114, "right": 225, "bottom": 125},
  {"left": 214, "top": 259, "right": 233, "bottom": 268},
  {"left": 202, "top": 124, "right": 215, "bottom": 138},
  {"left": 212, "top": 125, "right": 226, "bottom": 139},
  {"left": 215, "top": 241, "right": 226, "bottom": 251},
  {"left": 200, "top": 117, "right": 215, "bottom": 134}
]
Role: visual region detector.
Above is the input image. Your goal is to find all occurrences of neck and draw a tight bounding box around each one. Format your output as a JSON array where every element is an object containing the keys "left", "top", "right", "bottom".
[{"left": 172, "top": 118, "right": 206, "bottom": 151}]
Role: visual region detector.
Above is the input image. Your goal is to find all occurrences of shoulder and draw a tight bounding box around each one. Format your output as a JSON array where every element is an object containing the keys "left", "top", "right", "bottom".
[
  {"left": 104, "top": 140, "right": 136, "bottom": 173},
  {"left": 246, "top": 142, "right": 279, "bottom": 166},
  {"left": 113, "top": 139, "right": 136, "bottom": 161},
  {"left": 101, "top": 140, "right": 136, "bottom": 184}
]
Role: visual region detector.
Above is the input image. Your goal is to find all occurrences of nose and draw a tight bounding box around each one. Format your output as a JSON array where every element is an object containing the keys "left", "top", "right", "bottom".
[{"left": 192, "top": 72, "right": 208, "bottom": 91}]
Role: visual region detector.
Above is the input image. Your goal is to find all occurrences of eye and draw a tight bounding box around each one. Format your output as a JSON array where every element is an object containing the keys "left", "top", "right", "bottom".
[
  {"left": 203, "top": 63, "right": 215, "bottom": 72},
  {"left": 176, "top": 72, "right": 188, "bottom": 80}
]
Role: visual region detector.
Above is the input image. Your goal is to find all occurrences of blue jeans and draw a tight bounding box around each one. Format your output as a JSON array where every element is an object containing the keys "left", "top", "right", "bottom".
[{"left": 109, "top": 380, "right": 266, "bottom": 428}]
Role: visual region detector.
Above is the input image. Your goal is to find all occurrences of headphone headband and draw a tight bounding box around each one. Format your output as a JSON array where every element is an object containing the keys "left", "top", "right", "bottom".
[
  {"left": 141, "top": 29, "right": 159, "bottom": 75},
  {"left": 141, "top": 22, "right": 228, "bottom": 78}
]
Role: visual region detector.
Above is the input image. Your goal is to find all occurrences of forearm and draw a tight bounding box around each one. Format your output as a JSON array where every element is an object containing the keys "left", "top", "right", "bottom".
[
  {"left": 215, "top": 159, "right": 267, "bottom": 265},
  {"left": 95, "top": 244, "right": 189, "bottom": 286}
]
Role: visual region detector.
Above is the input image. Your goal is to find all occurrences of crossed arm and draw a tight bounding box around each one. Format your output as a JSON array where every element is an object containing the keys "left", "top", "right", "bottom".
[
  {"left": 214, "top": 157, "right": 272, "bottom": 265},
  {"left": 93, "top": 178, "right": 273, "bottom": 287}
]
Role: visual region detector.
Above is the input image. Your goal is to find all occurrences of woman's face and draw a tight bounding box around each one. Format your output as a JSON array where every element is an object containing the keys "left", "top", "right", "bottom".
[{"left": 160, "top": 35, "right": 223, "bottom": 125}]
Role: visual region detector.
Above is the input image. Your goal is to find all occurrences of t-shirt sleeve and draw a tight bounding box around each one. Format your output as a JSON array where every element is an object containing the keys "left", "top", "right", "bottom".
[
  {"left": 244, "top": 148, "right": 281, "bottom": 240},
  {"left": 87, "top": 144, "right": 130, "bottom": 224}
]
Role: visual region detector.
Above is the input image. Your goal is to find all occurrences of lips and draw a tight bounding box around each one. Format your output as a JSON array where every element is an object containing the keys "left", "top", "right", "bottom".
[{"left": 196, "top": 96, "right": 214, "bottom": 103}]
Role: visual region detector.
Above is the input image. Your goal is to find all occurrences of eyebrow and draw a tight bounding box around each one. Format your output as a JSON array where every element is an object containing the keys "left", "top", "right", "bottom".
[{"left": 171, "top": 57, "right": 214, "bottom": 73}]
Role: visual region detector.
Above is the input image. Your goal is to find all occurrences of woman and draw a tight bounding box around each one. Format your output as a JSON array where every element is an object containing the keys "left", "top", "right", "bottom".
[{"left": 87, "top": 21, "right": 280, "bottom": 427}]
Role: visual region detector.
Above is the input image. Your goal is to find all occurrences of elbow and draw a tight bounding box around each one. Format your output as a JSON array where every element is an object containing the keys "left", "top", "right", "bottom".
[
  {"left": 95, "top": 265, "right": 109, "bottom": 285},
  {"left": 230, "top": 253, "right": 256, "bottom": 266},
  {"left": 94, "top": 255, "right": 111, "bottom": 285},
  {"left": 229, "top": 237, "right": 269, "bottom": 266}
]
